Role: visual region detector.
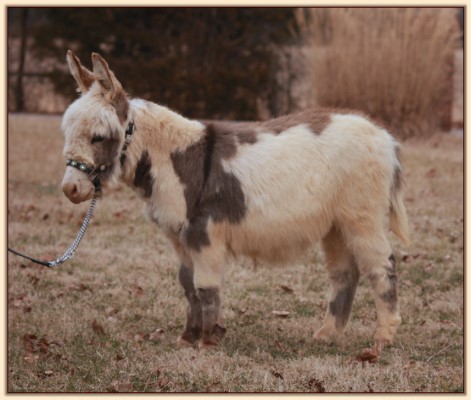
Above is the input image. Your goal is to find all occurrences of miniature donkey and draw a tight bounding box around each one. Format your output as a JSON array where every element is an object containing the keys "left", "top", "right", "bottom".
[{"left": 61, "top": 51, "right": 409, "bottom": 353}]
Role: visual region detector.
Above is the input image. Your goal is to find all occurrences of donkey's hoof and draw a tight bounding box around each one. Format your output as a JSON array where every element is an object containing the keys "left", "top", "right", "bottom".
[
  {"left": 198, "top": 340, "right": 220, "bottom": 353},
  {"left": 197, "top": 324, "right": 227, "bottom": 352},
  {"left": 177, "top": 328, "right": 201, "bottom": 347},
  {"left": 314, "top": 326, "right": 337, "bottom": 343},
  {"left": 177, "top": 336, "right": 196, "bottom": 348}
]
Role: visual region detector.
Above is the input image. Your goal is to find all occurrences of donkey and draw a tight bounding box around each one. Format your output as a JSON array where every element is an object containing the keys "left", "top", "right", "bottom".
[{"left": 61, "top": 51, "right": 409, "bottom": 353}]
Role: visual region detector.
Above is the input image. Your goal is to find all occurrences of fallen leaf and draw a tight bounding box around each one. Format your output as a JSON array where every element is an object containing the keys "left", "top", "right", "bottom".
[
  {"left": 43, "top": 370, "right": 54, "bottom": 376},
  {"left": 27, "top": 274, "right": 40, "bottom": 286},
  {"left": 70, "top": 283, "right": 91, "bottom": 292},
  {"left": 38, "top": 338, "right": 51, "bottom": 353},
  {"left": 403, "top": 360, "right": 416, "bottom": 370},
  {"left": 355, "top": 347, "right": 381, "bottom": 364},
  {"left": 400, "top": 252, "right": 409, "bottom": 262},
  {"left": 106, "top": 307, "right": 119, "bottom": 316},
  {"left": 270, "top": 370, "right": 283, "bottom": 380},
  {"left": 149, "top": 328, "right": 165, "bottom": 340},
  {"left": 134, "top": 332, "right": 149, "bottom": 342},
  {"left": 113, "top": 211, "right": 125, "bottom": 221},
  {"left": 92, "top": 320, "right": 105, "bottom": 336},
  {"left": 130, "top": 284, "right": 144, "bottom": 296},
  {"left": 272, "top": 310, "right": 290, "bottom": 318},
  {"left": 237, "top": 307, "right": 247, "bottom": 315},
  {"left": 307, "top": 378, "right": 326, "bottom": 393},
  {"left": 280, "top": 285, "right": 294, "bottom": 293},
  {"left": 23, "top": 334, "right": 37, "bottom": 353}
]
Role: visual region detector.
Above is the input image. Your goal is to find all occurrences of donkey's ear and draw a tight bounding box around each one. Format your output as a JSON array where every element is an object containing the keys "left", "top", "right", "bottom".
[
  {"left": 91, "top": 52, "right": 122, "bottom": 97},
  {"left": 66, "top": 50, "right": 95, "bottom": 93}
]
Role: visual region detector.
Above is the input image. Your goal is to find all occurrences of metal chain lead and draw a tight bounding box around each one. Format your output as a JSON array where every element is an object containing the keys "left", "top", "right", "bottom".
[
  {"left": 8, "top": 192, "right": 98, "bottom": 267},
  {"left": 9, "top": 121, "right": 134, "bottom": 268},
  {"left": 47, "top": 193, "right": 98, "bottom": 266}
]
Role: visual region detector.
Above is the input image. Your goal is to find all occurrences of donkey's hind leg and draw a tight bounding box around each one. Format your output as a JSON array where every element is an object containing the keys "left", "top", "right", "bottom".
[
  {"left": 315, "top": 225, "right": 360, "bottom": 342},
  {"left": 340, "top": 219, "right": 401, "bottom": 348}
]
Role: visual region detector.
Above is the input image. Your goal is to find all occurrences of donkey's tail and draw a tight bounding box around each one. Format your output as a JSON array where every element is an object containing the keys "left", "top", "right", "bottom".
[{"left": 389, "top": 146, "right": 410, "bottom": 247}]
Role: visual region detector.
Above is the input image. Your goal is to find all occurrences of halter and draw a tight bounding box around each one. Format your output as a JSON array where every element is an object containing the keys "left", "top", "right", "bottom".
[
  {"left": 66, "top": 121, "right": 135, "bottom": 191},
  {"left": 8, "top": 121, "right": 135, "bottom": 267}
]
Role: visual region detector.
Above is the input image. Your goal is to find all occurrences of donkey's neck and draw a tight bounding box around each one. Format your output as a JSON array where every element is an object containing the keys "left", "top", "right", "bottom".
[
  {"left": 119, "top": 99, "right": 204, "bottom": 234},
  {"left": 133, "top": 99, "right": 204, "bottom": 152},
  {"left": 121, "top": 99, "right": 204, "bottom": 181}
]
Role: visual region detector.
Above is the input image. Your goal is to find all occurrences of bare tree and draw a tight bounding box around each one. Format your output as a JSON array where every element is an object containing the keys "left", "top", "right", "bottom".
[{"left": 15, "top": 8, "right": 28, "bottom": 111}]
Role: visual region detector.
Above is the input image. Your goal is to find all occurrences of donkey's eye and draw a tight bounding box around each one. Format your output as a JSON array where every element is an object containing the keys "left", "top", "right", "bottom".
[{"left": 91, "top": 135, "right": 105, "bottom": 144}]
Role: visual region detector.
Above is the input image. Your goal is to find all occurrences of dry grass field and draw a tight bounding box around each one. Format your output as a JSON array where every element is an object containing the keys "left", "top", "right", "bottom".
[{"left": 7, "top": 113, "right": 463, "bottom": 393}]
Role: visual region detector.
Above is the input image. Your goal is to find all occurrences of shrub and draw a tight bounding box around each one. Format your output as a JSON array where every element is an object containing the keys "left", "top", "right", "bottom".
[{"left": 297, "top": 8, "right": 460, "bottom": 138}]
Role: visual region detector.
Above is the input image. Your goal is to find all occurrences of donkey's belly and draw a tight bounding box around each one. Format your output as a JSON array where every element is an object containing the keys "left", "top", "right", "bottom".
[{"left": 226, "top": 211, "right": 332, "bottom": 264}]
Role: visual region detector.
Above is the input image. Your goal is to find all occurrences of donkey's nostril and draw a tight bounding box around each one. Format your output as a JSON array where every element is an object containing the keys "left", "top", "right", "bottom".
[{"left": 62, "top": 181, "right": 82, "bottom": 203}]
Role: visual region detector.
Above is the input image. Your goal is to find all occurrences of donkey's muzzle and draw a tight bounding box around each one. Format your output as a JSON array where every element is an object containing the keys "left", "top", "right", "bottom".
[{"left": 61, "top": 166, "right": 94, "bottom": 204}]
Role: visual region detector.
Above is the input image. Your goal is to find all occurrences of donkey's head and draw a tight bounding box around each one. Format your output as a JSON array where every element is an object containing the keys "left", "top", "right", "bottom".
[{"left": 61, "top": 51, "right": 130, "bottom": 203}]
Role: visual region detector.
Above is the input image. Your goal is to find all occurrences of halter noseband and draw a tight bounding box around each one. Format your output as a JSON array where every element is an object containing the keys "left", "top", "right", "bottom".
[
  {"left": 65, "top": 122, "right": 135, "bottom": 192},
  {"left": 65, "top": 159, "right": 103, "bottom": 191}
]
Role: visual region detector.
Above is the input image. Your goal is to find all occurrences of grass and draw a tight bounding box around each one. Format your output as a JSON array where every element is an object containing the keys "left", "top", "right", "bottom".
[{"left": 7, "top": 113, "right": 464, "bottom": 392}]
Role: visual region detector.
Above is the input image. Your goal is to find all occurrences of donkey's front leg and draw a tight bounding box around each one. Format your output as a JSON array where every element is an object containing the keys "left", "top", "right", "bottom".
[
  {"left": 192, "top": 246, "right": 227, "bottom": 350},
  {"left": 177, "top": 263, "right": 203, "bottom": 346}
]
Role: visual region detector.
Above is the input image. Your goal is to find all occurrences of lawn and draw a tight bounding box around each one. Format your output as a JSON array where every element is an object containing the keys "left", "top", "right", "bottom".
[{"left": 7, "top": 113, "right": 464, "bottom": 392}]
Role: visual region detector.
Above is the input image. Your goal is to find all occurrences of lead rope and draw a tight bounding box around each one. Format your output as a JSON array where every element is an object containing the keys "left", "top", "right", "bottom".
[
  {"left": 8, "top": 192, "right": 99, "bottom": 267},
  {"left": 8, "top": 120, "right": 134, "bottom": 268}
]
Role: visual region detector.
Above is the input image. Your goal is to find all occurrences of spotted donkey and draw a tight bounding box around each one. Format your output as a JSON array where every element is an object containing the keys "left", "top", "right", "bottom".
[{"left": 61, "top": 51, "right": 410, "bottom": 353}]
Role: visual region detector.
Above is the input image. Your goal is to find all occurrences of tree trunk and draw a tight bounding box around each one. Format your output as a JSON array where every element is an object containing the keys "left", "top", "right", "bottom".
[{"left": 15, "top": 9, "right": 28, "bottom": 112}]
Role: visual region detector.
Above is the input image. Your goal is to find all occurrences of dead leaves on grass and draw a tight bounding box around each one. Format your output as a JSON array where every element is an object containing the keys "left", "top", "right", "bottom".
[
  {"left": 92, "top": 319, "right": 106, "bottom": 336},
  {"left": 10, "top": 293, "right": 33, "bottom": 313},
  {"left": 354, "top": 343, "right": 383, "bottom": 364},
  {"left": 306, "top": 377, "right": 326, "bottom": 393},
  {"left": 129, "top": 283, "right": 144, "bottom": 297},
  {"left": 133, "top": 328, "right": 165, "bottom": 343},
  {"left": 280, "top": 284, "right": 294, "bottom": 293},
  {"left": 23, "top": 333, "right": 61, "bottom": 365}
]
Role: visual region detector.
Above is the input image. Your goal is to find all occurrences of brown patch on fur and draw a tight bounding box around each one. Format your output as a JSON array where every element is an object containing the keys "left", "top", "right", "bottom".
[
  {"left": 112, "top": 90, "right": 129, "bottom": 124},
  {"left": 259, "top": 110, "right": 332, "bottom": 135},
  {"left": 133, "top": 151, "right": 154, "bottom": 198},
  {"left": 328, "top": 260, "right": 361, "bottom": 329},
  {"left": 201, "top": 109, "right": 332, "bottom": 137},
  {"left": 171, "top": 124, "right": 247, "bottom": 251},
  {"left": 92, "top": 136, "right": 121, "bottom": 182},
  {"left": 200, "top": 120, "right": 258, "bottom": 145},
  {"left": 381, "top": 255, "right": 398, "bottom": 311}
]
